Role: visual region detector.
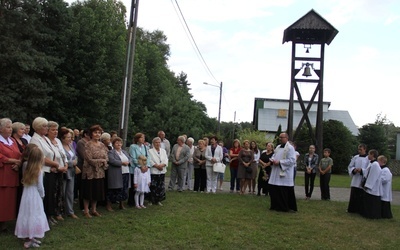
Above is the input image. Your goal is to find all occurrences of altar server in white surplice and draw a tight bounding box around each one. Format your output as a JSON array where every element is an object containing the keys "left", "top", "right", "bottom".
[
  {"left": 378, "top": 155, "right": 393, "bottom": 219},
  {"left": 269, "top": 133, "right": 297, "bottom": 212},
  {"left": 361, "top": 149, "right": 382, "bottom": 219},
  {"left": 347, "top": 144, "right": 369, "bottom": 214}
]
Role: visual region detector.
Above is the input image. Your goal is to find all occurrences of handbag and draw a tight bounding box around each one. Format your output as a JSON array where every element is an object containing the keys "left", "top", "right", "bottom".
[
  {"left": 75, "top": 166, "right": 81, "bottom": 175},
  {"left": 213, "top": 162, "right": 226, "bottom": 173}
]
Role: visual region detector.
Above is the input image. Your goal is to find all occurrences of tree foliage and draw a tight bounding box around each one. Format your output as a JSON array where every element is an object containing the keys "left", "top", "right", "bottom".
[
  {"left": 373, "top": 113, "right": 399, "bottom": 159},
  {"left": 358, "top": 123, "right": 388, "bottom": 158},
  {"left": 0, "top": 0, "right": 216, "bottom": 142},
  {"left": 237, "top": 128, "right": 274, "bottom": 151},
  {"left": 293, "top": 120, "right": 357, "bottom": 174},
  {"left": 321, "top": 120, "right": 357, "bottom": 174}
]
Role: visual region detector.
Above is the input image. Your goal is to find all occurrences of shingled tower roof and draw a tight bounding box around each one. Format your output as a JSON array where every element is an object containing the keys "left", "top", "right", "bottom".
[{"left": 282, "top": 9, "right": 338, "bottom": 45}]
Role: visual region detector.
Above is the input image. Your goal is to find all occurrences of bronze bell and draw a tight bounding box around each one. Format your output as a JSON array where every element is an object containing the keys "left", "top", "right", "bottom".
[{"left": 302, "top": 63, "right": 312, "bottom": 77}]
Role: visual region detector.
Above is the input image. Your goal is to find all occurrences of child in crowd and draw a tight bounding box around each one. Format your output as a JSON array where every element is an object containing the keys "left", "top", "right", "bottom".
[
  {"left": 319, "top": 148, "right": 333, "bottom": 200},
  {"left": 21, "top": 144, "right": 38, "bottom": 174},
  {"left": 15, "top": 146, "right": 50, "bottom": 248},
  {"left": 378, "top": 155, "right": 393, "bottom": 219},
  {"left": 134, "top": 155, "right": 151, "bottom": 209}
]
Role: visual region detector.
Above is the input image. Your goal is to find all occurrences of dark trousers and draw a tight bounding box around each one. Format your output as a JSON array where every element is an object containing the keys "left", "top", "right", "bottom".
[
  {"left": 320, "top": 173, "right": 331, "bottom": 200},
  {"left": 304, "top": 172, "right": 316, "bottom": 198},
  {"left": 150, "top": 174, "right": 166, "bottom": 204},
  {"left": 229, "top": 167, "right": 240, "bottom": 191},
  {"left": 257, "top": 168, "right": 269, "bottom": 195},
  {"left": 193, "top": 168, "right": 207, "bottom": 192},
  {"left": 269, "top": 184, "right": 297, "bottom": 212}
]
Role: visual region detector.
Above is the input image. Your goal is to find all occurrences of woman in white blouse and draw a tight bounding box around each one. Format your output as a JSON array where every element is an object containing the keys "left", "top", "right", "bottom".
[
  {"left": 205, "top": 136, "right": 223, "bottom": 194},
  {"left": 148, "top": 137, "right": 168, "bottom": 206},
  {"left": 30, "top": 117, "right": 64, "bottom": 226}
]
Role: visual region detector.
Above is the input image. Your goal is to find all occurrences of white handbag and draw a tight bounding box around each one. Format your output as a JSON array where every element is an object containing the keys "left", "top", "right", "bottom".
[{"left": 213, "top": 162, "right": 226, "bottom": 173}]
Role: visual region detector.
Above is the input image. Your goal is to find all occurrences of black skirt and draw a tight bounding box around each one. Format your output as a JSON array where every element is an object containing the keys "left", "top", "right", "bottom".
[{"left": 81, "top": 178, "right": 105, "bottom": 201}]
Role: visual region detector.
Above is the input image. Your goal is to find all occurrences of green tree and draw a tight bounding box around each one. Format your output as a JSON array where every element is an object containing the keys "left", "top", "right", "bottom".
[
  {"left": 127, "top": 28, "right": 214, "bottom": 143},
  {"left": 322, "top": 120, "right": 357, "bottom": 174},
  {"left": 0, "top": 0, "right": 68, "bottom": 122},
  {"left": 374, "top": 113, "right": 399, "bottom": 159},
  {"left": 237, "top": 128, "right": 274, "bottom": 151},
  {"left": 293, "top": 124, "right": 314, "bottom": 156},
  {"left": 358, "top": 123, "right": 388, "bottom": 157},
  {"left": 63, "top": 0, "right": 127, "bottom": 129}
]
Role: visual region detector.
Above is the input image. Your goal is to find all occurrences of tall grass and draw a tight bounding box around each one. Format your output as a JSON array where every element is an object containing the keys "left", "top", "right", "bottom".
[{"left": 1, "top": 192, "right": 399, "bottom": 249}]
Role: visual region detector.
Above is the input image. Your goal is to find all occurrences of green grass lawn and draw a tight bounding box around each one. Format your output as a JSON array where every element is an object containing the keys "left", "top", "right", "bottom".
[{"left": 1, "top": 191, "right": 399, "bottom": 249}]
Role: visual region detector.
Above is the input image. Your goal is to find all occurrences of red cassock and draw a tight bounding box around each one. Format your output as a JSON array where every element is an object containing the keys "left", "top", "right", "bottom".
[{"left": 0, "top": 138, "right": 22, "bottom": 222}]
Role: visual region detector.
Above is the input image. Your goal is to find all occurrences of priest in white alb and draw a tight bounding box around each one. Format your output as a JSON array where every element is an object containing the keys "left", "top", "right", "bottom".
[{"left": 269, "top": 133, "right": 297, "bottom": 212}]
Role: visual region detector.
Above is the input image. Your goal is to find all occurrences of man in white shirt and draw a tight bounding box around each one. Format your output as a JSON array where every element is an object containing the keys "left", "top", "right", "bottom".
[{"left": 269, "top": 133, "right": 297, "bottom": 212}]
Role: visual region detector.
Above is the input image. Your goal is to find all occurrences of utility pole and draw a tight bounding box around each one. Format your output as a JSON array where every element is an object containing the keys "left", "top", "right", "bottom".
[
  {"left": 203, "top": 81, "right": 223, "bottom": 134},
  {"left": 119, "top": 0, "right": 140, "bottom": 147}
]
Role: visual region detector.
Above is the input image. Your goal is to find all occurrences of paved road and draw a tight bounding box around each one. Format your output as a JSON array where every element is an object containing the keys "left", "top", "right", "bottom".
[{"left": 167, "top": 176, "right": 400, "bottom": 205}]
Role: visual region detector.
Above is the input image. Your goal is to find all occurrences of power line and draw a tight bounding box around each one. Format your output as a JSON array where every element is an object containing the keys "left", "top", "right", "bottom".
[
  {"left": 172, "top": 0, "right": 220, "bottom": 85},
  {"left": 170, "top": 0, "right": 234, "bottom": 120}
]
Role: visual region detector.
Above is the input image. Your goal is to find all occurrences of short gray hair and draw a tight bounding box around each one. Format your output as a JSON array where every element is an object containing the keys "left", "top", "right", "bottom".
[
  {"left": 100, "top": 132, "right": 111, "bottom": 141},
  {"left": 12, "top": 122, "right": 25, "bottom": 134},
  {"left": 152, "top": 137, "right": 161, "bottom": 144},
  {"left": 0, "top": 118, "right": 12, "bottom": 130},
  {"left": 187, "top": 137, "right": 194, "bottom": 144},
  {"left": 178, "top": 135, "right": 186, "bottom": 143},
  {"left": 32, "top": 117, "right": 48, "bottom": 131},
  {"left": 48, "top": 121, "right": 59, "bottom": 129}
]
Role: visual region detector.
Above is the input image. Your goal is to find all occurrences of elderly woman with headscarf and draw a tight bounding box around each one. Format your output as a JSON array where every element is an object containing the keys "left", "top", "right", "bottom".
[
  {"left": 148, "top": 137, "right": 168, "bottom": 205},
  {"left": 0, "top": 118, "right": 22, "bottom": 232}
]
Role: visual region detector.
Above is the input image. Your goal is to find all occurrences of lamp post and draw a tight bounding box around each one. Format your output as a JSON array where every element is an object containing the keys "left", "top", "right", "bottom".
[{"left": 203, "top": 82, "right": 222, "bottom": 134}]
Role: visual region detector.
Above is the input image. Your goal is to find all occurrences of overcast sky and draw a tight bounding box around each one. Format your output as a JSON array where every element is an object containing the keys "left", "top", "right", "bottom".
[{"left": 121, "top": 0, "right": 400, "bottom": 127}]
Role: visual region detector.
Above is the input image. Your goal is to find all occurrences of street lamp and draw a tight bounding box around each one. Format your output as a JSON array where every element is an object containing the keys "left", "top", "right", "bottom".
[{"left": 203, "top": 81, "right": 222, "bottom": 134}]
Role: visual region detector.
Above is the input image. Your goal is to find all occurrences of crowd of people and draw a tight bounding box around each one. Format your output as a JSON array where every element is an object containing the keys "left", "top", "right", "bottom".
[{"left": 0, "top": 117, "right": 394, "bottom": 248}]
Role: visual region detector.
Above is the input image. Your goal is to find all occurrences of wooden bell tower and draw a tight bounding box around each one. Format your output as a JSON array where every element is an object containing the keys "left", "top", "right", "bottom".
[{"left": 283, "top": 9, "right": 338, "bottom": 155}]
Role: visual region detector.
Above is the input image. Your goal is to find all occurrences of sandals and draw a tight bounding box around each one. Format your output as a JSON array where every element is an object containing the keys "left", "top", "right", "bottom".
[
  {"left": 83, "top": 212, "right": 92, "bottom": 218},
  {"left": 90, "top": 211, "right": 102, "bottom": 217},
  {"left": 32, "top": 239, "right": 42, "bottom": 245},
  {"left": 24, "top": 240, "right": 40, "bottom": 249}
]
